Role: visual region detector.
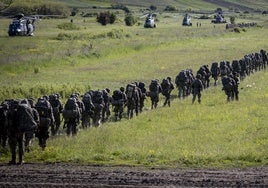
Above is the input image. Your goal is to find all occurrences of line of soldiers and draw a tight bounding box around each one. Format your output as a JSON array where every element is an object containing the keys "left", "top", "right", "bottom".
[
  {"left": 0, "top": 49, "right": 267, "bottom": 164},
  {"left": 174, "top": 49, "right": 267, "bottom": 103}
]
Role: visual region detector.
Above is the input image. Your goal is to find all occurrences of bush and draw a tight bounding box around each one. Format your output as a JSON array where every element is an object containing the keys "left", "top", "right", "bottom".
[
  {"left": 2, "top": 1, "right": 69, "bottom": 17},
  {"left": 124, "top": 14, "right": 137, "bottom": 26},
  {"left": 97, "top": 12, "right": 117, "bottom": 25},
  {"left": 230, "top": 16, "right": 236, "bottom": 24},
  {"left": 111, "top": 4, "right": 130, "bottom": 13},
  {"left": 164, "top": 5, "right": 177, "bottom": 12}
]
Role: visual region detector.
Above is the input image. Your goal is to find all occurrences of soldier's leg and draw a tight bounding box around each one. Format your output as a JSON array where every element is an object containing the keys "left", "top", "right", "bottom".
[
  {"left": 192, "top": 93, "right": 196, "bottom": 104},
  {"left": 8, "top": 136, "right": 17, "bottom": 164},
  {"left": 24, "top": 132, "right": 34, "bottom": 152},
  {"left": 71, "top": 121, "right": 77, "bottom": 136},
  {"left": 66, "top": 121, "right": 71, "bottom": 136},
  {"left": 17, "top": 134, "right": 24, "bottom": 164},
  {"left": 198, "top": 93, "right": 202, "bottom": 104}
]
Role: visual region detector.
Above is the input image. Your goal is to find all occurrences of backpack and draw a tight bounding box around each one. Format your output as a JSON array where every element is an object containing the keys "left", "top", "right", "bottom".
[
  {"left": 112, "top": 90, "right": 124, "bottom": 105},
  {"left": 35, "top": 98, "right": 50, "bottom": 118},
  {"left": 126, "top": 84, "right": 136, "bottom": 99},
  {"left": 161, "top": 79, "right": 170, "bottom": 95},
  {"left": 49, "top": 95, "right": 60, "bottom": 114},
  {"left": 62, "top": 97, "right": 79, "bottom": 121},
  {"left": 17, "top": 104, "right": 37, "bottom": 132},
  {"left": 82, "top": 93, "right": 94, "bottom": 111},
  {"left": 92, "top": 91, "right": 103, "bottom": 104},
  {"left": 149, "top": 80, "right": 159, "bottom": 92}
]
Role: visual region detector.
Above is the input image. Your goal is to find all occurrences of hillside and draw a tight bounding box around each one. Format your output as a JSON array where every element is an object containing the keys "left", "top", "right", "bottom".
[{"left": 60, "top": 0, "right": 268, "bottom": 11}]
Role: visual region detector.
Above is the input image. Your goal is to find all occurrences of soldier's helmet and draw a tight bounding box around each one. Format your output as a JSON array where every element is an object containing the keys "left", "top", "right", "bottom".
[{"left": 120, "top": 87, "right": 125, "bottom": 92}]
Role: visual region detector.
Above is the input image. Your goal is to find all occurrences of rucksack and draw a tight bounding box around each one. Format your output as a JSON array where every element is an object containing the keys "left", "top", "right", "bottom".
[
  {"left": 82, "top": 93, "right": 94, "bottom": 111},
  {"left": 17, "top": 104, "right": 37, "bottom": 132},
  {"left": 64, "top": 97, "right": 77, "bottom": 111},
  {"left": 112, "top": 90, "right": 124, "bottom": 105},
  {"left": 149, "top": 80, "right": 159, "bottom": 92},
  {"left": 92, "top": 91, "right": 103, "bottom": 104},
  {"left": 161, "top": 79, "right": 170, "bottom": 95},
  {"left": 49, "top": 95, "right": 60, "bottom": 114},
  {"left": 62, "top": 97, "right": 79, "bottom": 121},
  {"left": 35, "top": 98, "right": 50, "bottom": 118},
  {"left": 126, "top": 84, "right": 136, "bottom": 99}
]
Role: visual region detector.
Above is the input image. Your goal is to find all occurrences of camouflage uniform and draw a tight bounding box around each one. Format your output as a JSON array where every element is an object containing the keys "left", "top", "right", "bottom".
[
  {"left": 49, "top": 94, "right": 63, "bottom": 136},
  {"left": 191, "top": 74, "right": 203, "bottom": 104},
  {"left": 149, "top": 80, "right": 162, "bottom": 109},
  {"left": 0, "top": 102, "right": 9, "bottom": 148},
  {"left": 161, "top": 77, "right": 174, "bottom": 107},
  {"left": 24, "top": 98, "right": 39, "bottom": 152},
  {"left": 7, "top": 100, "right": 23, "bottom": 164},
  {"left": 35, "top": 97, "right": 55, "bottom": 148}
]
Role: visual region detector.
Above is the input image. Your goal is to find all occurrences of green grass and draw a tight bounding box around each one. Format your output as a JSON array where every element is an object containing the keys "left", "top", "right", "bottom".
[
  {"left": 0, "top": 10, "right": 268, "bottom": 168},
  {"left": 1, "top": 71, "right": 267, "bottom": 168}
]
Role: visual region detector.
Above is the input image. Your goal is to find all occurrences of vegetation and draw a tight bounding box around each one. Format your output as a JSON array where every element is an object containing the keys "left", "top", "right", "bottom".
[
  {"left": 1, "top": 0, "right": 69, "bottom": 17},
  {"left": 97, "top": 12, "right": 117, "bottom": 25},
  {"left": 0, "top": 1, "right": 268, "bottom": 168},
  {"left": 124, "top": 13, "right": 137, "bottom": 26}
]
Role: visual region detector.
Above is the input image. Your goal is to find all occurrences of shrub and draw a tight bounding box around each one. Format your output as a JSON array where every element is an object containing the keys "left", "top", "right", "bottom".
[
  {"left": 230, "top": 16, "right": 236, "bottom": 24},
  {"left": 97, "top": 12, "right": 117, "bottom": 25},
  {"left": 2, "top": 1, "right": 69, "bottom": 17},
  {"left": 124, "top": 14, "right": 137, "bottom": 26},
  {"left": 164, "top": 5, "right": 177, "bottom": 12}
]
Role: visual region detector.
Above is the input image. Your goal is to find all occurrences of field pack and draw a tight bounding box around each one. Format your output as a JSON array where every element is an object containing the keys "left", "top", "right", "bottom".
[
  {"left": 36, "top": 98, "right": 50, "bottom": 118},
  {"left": 62, "top": 97, "right": 79, "bottom": 121},
  {"left": 17, "top": 104, "right": 37, "bottom": 132},
  {"left": 126, "top": 84, "right": 136, "bottom": 99}
]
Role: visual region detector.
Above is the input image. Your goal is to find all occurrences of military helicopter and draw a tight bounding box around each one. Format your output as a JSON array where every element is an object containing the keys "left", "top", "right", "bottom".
[
  {"left": 8, "top": 14, "right": 38, "bottom": 36},
  {"left": 182, "top": 14, "right": 192, "bottom": 26},
  {"left": 211, "top": 10, "right": 227, "bottom": 24},
  {"left": 143, "top": 13, "right": 156, "bottom": 28}
]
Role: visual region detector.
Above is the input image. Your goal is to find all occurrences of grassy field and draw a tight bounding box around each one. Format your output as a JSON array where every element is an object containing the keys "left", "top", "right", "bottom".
[{"left": 0, "top": 9, "right": 268, "bottom": 168}]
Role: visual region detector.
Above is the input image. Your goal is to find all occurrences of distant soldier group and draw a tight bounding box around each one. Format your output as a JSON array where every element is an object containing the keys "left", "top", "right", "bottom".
[{"left": 0, "top": 49, "right": 267, "bottom": 164}]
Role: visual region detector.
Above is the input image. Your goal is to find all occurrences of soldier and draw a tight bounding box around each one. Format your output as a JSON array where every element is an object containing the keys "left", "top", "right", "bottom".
[
  {"left": 7, "top": 100, "right": 22, "bottom": 164},
  {"left": 111, "top": 88, "right": 125, "bottom": 121},
  {"left": 102, "top": 88, "right": 112, "bottom": 122},
  {"left": 125, "top": 83, "right": 139, "bottom": 119},
  {"left": 91, "top": 90, "right": 104, "bottom": 126},
  {"left": 221, "top": 75, "right": 235, "bottom": 102},
  {"left": 191, "top": 74, "right": 204, "bottom": 104},
  {"left": 0, "top": 101, "right": 9, "bottom": 148},
  {"left": 62, "top": 97, "right": 81, "bottom": 136},
  {"left": 8, "top": 99, "right": 37, "bottom": 164},
  {"left": 35, "top": 97, "right": 55, "bottom": 149},
  {"left": 149, "top": 79, "right": 162, "bottom": 109},
  {"left": 230, "top": 73, "right": 240, "bottom": 101},
  {"left": 82, "top": 92, "right": 94, "bottom": 128},
  {"left": 161, "top": 77, "right": 174, "bottom": 107},
  {"left": 49, "top": 94, "right": 63, "bottom": 136},
  {"left": 24, "top": 98, "right": 39, "bottom": 152},
  {"left": 138, "top": 82, "right": 147, "bottom": 112}
]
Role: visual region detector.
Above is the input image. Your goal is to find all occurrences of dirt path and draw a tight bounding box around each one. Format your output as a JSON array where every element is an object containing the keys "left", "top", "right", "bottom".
[{"left": 0, "top": 163, "right": 267, "bottom": 187}]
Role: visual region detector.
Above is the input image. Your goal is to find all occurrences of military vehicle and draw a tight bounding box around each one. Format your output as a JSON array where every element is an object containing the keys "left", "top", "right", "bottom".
[
  {"left": 8, "top": 14, "right": 37, "bottom": 36},
  {"left": 211, "top": 10, "right": 227, "bottom": 24},
  {"left": 143, "top": 13, "right": 156, "bottom": 28},
  {"left": 182, "top": 14, "right": 192, "bottom": 26}
]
